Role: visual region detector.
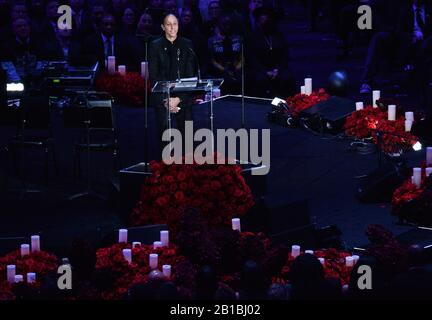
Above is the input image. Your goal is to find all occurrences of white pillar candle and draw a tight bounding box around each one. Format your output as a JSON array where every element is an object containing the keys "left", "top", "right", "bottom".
[
  {"left": 118, "top": 65, "right": 126, "bottom": 76},
  {"left": 14, "top": 275, "right": 24, "bottom": 283},
  {"left": 160, "top": 230, "right": 169, "bottom": 247},
  {"left": 427, "top": 147, "right": 432, "bottom": 166},
  {"left": 319, "top": 258, "right": 325, "bottom": 265},
  {"left": 27, "top": 273, "right": 36, "bottom": 284},
  {"left": 291, "top": 245, "right": 301, "bottom": 258},
  {"left": 356, "top": 102, "right": 364, "bottom": 111},
  {"left": 163, "top": 265, "right": 172, "bottom": 279},
  {"left": 132, "top": 242, "right": 141, "bottom": 248},
  {"left": 7, "top": 265, "right": 16, "bottom": 283},
  {"left": 304, "top": 78, "right": 312, "bottom": 96},
  {"left": 300, "top": 86, "right": 306, "bottom": 95},
  {"left": 31, "top": 235, "right": 40, "bottom": 252},
  {"left": 118, "top": 229, "right": 128, "bottom": 243},
  {"left": 107, "top": 56, "right": 116, "bottom": 74},
  {"left": 388, "top": 105, "right": 396, "bottom": 121},
  {"left": 413, "top": 168, "right": 422, "bottom": 188},
  {"left": 21, "top": 244, "right": 30, "bottom": 257},
  {"left": 405, "top": 120, "right": 413, "bottom": 132},
  {"left": 149, "top": 254, "right": 158, "bottom": 270},
  {"left": 426, "top": 168, "right": 432, "bottom": 177},
  {"left": 405, "top": 112, "right": 414, "bottom": 122},
  {"left": 346, "top": 256, "right": 354, "bottom": 267},
  {"left": 372, "top": 90, "right": 380, "bottom": 108},
  {"left": 352, "top": 255, "right": 360, "bottom": 265},
  {"left": 305, "top": 250, "right": 314, "bottom": 255},
  {"left": 232, "top": 218, "right": 241, "bottom": 232},
  {"left": 153, "top": 241, "right": 163, "bottom": 249},
  {"left": 122, "top": 249, "right": 132, "bottom": 264},
  {"left": 141, "top": 61, "right": 148, "bottom": 78}
]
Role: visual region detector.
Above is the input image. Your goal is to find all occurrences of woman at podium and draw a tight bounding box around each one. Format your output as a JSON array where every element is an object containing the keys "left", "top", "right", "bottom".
[{"left": 148, "top": 12, "right": 198, "bottom": 155}]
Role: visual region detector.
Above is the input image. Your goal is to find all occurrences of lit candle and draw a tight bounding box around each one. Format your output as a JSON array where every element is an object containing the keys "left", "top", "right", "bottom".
[
  {"left": 153, "top": 241, "right": 163, "bottom": 249},
  {"left": 413, "top": 168, "right": 422, "bottom": 188},
  {"left": 405, "top": 112, "right": 414, "bottom": 122},
  {"left": 305, "top": 250, "right": 314, "bottom": 255},
  {"left": 319, "top": 258, "right": 325, "bottom": 265},
  {"left": 405, "top": 120, "right": 413, "bottom": 132},
  {"left": 21, "top": 244, "right": 30, "bottom": 257},
  {"left": 160, "top": 230, "right": 169, "bottom": 247},
  {"left": 305, "top": 78, "right": 312, "bottom": 96},
  {"left": 7, "top": 265, "right": 16, "bottom": 283},
  {"left": 352, "top": 255, "right": 360, "bottom": 265},
  {"left": 388, "top": 105, "right": 396, "bottom": 121},
  {"left": 300, "top": 86, "right": 306, "bottom": 95},
  {"left": 291, "top": 245, "right": 301, "bottom": 258},
  {"left": 427, "top": 147, "right": 432, "bottom": 166},
  {"left": 14, "top": 275, "right": 24, "bottom": 283},
  {"left": 346, "top": 256, "right": 354, "bottom": 267},
  {"left": 149, "top": 254, "right": 158, "bottom": 270},
  {"left": 163, "top": 265, "right": 172, "bottom": 279},
  {"left": 122, "top": 249, "right": 132, "bottom": 264},
  {"left": 132, "top": 242, "right": 141, "bottom": 248},
  {"left": 27, "top": 273, "right": 36, "bottom": 284},
  {"left": 118, "top": 229, "right": 128, "bottom": 243},
  {"left": 231, "top": 218, "right": 241, "bottom": 232},
  {"left": 31, "top": 235, "right": 40, "bottom": 252},
  {"left": 372, "top": 90, "right": 380, "bottom": 108},
  {"left": 118, "top": 65, "right": 126, "bottom": 76},
  {"left": 141, "top": 61, "right": 148, "bottom": 78},
  {"left": 426, "top": 168, "right": 432, "bottom": 177},
  {"left": 107, "top": 56, "right": 116, "bottom": 74},
  {"left": 356, "top": 102, "right": 364, "bottom": 111}
]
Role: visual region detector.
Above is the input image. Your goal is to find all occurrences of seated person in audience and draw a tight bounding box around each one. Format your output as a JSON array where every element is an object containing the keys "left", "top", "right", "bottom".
[
  {"left": 70, "top": 0, "right": 92, "bottom": 40},
  {"left": 245, "top": 0, "right": 263, "bottom": 34},
  {"left": 179, "top": 7, "right": 208, "bottom": 74},
  {"left": 0, "top": 17, "right": 44, "bottom": 64},
  {"left": 182, "top": 0, "right": 203, "bottom": 28},
  {"left": 36, "top": 0, "right": 60, "bottom": 40},
  {"left": 219, "top": 0, "right": 246, "bottom": 36},
  {"left": 207, "top": 13, "right": 243, "bottom": 94},
  {"left": 80, "top": 13, "right": 139, "bottom": 71},
  {"left": 29, "top": 0, "right": 45, "bottom": 26},
  {"left": 146, "top": 0, "right": 165, "bottom": 26},
  {"left": 163, "top": 0, "right": 179, "bottom": 16},
  {"left": 359, "top": 0, "right": 413, "bottom": 93},
  {"left": 84, "top": 1, "right": 106, "bottom": 36},
  {"left": 203, "top": 0, "right": 222, "bottom": 38},
  {"left": 136, "top": 11, "right": 160, "bottom": 59},
  {"left": 119, "top": 6, "right": 138, "bottom": 35},
  {"left": 111, "top": 0, "right": 131, "bottom": 22},
  {"left": 41, "top": 26, "right": 81, "bottom": 64},
  {"left": 246, "top": 6, "right": 295, "bottom": 98},
  {"left": 0, "top": 1, "right": 29, "bottom": 41}
]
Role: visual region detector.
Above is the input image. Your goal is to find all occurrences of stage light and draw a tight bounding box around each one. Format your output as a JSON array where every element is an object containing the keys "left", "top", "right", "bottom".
[
  {"left": 413, "top": 141, "right": 422, "bottom": 151},
  {"left": 271, "top": 97, "right": 286, "bottom": 106},
  {"left": 7, "top": 83, "right": 24, "bottom": 92}
]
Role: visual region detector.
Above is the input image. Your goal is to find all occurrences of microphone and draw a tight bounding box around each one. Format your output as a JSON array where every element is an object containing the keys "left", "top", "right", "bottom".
[{"left": 188, "top": 47, "right": 202, "bottom": 83}]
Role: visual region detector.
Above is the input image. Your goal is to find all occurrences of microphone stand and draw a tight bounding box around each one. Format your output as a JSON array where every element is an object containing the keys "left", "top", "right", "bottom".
[{"left": 144, "top": 41, "right": 149, "bottom": 171}]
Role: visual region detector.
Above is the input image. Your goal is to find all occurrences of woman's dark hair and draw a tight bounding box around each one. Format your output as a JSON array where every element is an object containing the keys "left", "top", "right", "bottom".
[{"left": 161, "top": 12, "right": 178, "bottom": 25}]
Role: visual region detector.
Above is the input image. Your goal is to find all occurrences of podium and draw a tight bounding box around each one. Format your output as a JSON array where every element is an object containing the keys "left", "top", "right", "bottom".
[{"left": 152, "top": 78, "right": 224, "bottom": 134}]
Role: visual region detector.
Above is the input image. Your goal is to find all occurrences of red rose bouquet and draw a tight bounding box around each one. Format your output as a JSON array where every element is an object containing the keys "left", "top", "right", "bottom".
[
  {"left": 344, "top": 106, "right": 386, "bottom": 139},
  {"left": 95, "top": 243, "right": 186, "bottom": 300},
  {"left": 0, "top": 250, "right": 59, "bottom": 300},
  {"left": 286, "top": 88, "right": 330, "bottom": 117},
  {"left": 95, "top": 71, "right": 150, "bottom": 106},
  {"left": 131, "top": 158, "right": 254, "bottom": 237}
]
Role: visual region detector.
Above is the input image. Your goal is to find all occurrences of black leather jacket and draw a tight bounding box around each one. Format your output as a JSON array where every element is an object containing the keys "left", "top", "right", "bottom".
[{"left": 148, "top": 35, "right": 197, "bottom": 107}]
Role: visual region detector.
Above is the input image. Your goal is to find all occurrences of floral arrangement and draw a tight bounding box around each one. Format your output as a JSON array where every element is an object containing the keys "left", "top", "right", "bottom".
[
  {"left": 0, "top": 250, "right": 59, "bottom": 300},
  {"left": 95, "top": 243, "right": 186, "bottom": 300},
  {"left": 344, "top": 105, "right": 418, "bottom": 154},
  {"left": 131, "top": 158, "right": 254, "bottom": 237},
  {"left": 392, "top": 168, "right": 432, "bottom": 225},
  {"left": 285, "top": 88, "right": 330, "bottom": 117},
  {"left": 95, "top": 71, "right": 150, "bottom": 106},
  {"left": 279, "top": 248, "right": 353, "bottom": 285}
]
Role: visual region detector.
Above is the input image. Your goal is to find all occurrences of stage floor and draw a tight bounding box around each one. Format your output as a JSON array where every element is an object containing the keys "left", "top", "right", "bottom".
[{"left": 0, "top": 96, "right": 426, "bottom": 254}]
